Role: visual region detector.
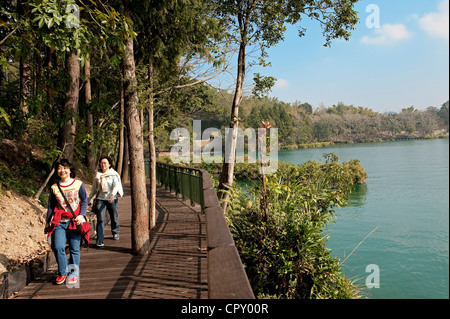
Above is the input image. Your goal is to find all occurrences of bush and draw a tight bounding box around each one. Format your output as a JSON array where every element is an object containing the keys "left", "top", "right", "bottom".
[
  {"left": 343, "top": 159, "right": 367, "bottom": 184},
  {"left": 226, "top": 154, "right": 365, "bottom": 298}
]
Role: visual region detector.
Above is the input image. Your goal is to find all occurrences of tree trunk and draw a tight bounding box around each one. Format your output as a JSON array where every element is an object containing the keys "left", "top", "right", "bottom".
[
  {"left": 85, "top": 57, "right": 96, "bottom": 171},
  {"left": 122, "top": 35, "right": 149, "bottom": 255},
  {"left": 19, "top": 56, "right": 30, "bottom": 115},
  {"left": 147, "top": 59, "right": 156, "bottom": 229},
  {"left": 122, "top": 129, "right": 129, "bottom": 183},
  {"left": 60, "top": 51, "right": 80, "bottom": 162},
  {"left": 18, "top": 0, "right": 30, "bottom": 116},
  {"left": 217, "top": 41, "right": 246, "bottom": 212},
  {"left": 116, "top": 78, "right": 125, "bottom": 176},
  {"left": 45, "top": 46, "right": 55, "bottom": 120}
]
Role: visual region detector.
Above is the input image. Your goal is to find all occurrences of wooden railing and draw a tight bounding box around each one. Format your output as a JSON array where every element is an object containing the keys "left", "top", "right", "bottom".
[
  {"left": 155, "top": 162, "right": 204, "bottom": 208},
  {"left": 154, "top": 162, "right": 255, "bottom": 299}
]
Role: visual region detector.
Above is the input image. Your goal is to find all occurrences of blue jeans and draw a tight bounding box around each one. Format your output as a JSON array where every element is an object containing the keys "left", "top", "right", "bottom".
[
  {"left": 95, "top": 198, "right": 119, "bottom": 244},
  {"left": 52, "top": 221, "right": 81, "bottom": 278}
]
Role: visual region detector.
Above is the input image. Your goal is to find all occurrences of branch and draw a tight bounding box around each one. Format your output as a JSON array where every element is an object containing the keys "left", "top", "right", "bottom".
[
  {"left": 155, "top": 50, "right": 235, "bottom": 95},
  {"left": 339, "top": 226, "right": 379, "bottom": 266},
  {"left": 98, "top": 100, "right": 120, "bottom": 128},
  {"left": 0, "top": 22, "right": 21, "bottom": 46},
  {"left": 170, "top": 66, "right": 227, "bottom": 90},
  {"left": 33, "top": 143, "right": 67, "bottom": 201}
]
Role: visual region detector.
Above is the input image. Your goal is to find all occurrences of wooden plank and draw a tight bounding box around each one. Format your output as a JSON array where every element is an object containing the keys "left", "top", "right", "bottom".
[
  {"left": 204, "top": 206, "right": 234, "bottom": 249},
  {"left": 14, "top": 172, "right": 255, "bottom": 300},
  {"left": 201, "top": 171, "right": 214, "bottom": 190},
  {"left": 207, "top": 245, "right": 255, "bottom": 299},
  {"left": 12, "top": 184, "right": 208, "bottom": 299},
  {"left": 203, "top": 188, "right": 220, "bottom": 208}
]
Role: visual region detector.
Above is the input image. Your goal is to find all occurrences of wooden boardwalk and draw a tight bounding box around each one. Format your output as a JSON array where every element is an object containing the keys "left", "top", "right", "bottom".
[{"left": 13, "top": 184, "right": 208, "bottom": 299}]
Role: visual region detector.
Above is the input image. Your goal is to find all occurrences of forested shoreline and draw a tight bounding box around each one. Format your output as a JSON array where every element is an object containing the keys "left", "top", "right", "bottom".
[{"left": 166, "top": 92, "right": 449, "bottom": 151}]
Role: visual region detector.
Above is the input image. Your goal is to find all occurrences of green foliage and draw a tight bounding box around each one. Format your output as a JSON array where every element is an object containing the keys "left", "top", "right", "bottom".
[
  {"left": 131, "top": 0, "right": 227, "bottom": 91},
  {"left": 437, "top": 101, "right": 449, "bottom": 125},
  {"left": 0, "top": 162, "right": 40, "bottom": 197},
  {"left": 0, "top": 106, "right": 11, "bottom": 127},
  {"left": 26, "top": 0, "right": 133, "bottom": 63},
  {"left": 0, "top": 79, "right": 24, "bottom": 138},
  {"left": 226, "top": 154, "right": 365, "bottom": 298},
  {"left": 252, "top": 73, "right": 276, "bottom": 98},
  {"left": 343, "top": 159, "right": 367, "bottom": 184},
  {"left": 27, "top": 0, "right": 87, "bottom": 61}
]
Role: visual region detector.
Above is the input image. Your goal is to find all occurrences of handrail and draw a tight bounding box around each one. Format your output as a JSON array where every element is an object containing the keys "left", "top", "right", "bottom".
[
  {"left": 155, "top": 162, "right": 204, "bottom": 208},
  {"left": 154, "top": 161, "right": 255, "bottom": 299}
]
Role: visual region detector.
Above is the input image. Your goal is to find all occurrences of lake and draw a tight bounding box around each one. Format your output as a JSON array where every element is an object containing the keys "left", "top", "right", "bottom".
[{"left": 278, "top": 138, "right": 449, "bottom": 299}]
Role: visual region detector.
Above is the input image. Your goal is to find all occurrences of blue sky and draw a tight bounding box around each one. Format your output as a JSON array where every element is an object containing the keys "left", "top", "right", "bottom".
[{"left": 251, "top": 0, "right": 449, "bottom": 113}]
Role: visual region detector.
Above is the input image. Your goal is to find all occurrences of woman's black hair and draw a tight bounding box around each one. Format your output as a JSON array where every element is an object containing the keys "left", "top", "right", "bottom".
[
  {"left": 55, "top": 158, "right": 76, "bottom": 178},
  {"left": 99, "top": 155, "right": 113, "bottom": 169}
]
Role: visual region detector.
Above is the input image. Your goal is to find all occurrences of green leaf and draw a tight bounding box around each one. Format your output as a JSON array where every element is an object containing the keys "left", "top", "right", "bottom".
[{"left": 0, "top": 107, "right": 11, "bottom": 127}]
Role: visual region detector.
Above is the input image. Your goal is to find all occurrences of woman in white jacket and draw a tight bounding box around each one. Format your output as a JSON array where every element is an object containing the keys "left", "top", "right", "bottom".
[{"left": 89, "top": 156, "right": 123, "bottom": 247}]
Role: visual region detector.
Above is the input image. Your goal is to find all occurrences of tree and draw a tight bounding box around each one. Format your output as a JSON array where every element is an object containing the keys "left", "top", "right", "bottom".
[
  {"left": 438, "top": 101, "right": 449, "bottom": 126},
  {"left": 295, "top": 101, "right": 313, "bottom": 114},
  {"left": 23, "top": 0, "right": 85, "bottom": 160},
  {"left": 130, "top": 0, "right": 227, "bottom": 229},
  {"left": 215, "top": 0, "right": 359, "bottom": 211},
  {"left": 84, "top": 56, "right": 96, "bottom": 171},
  {"left": 59, "top": 51, "right": 80, "bottom": 162},
  {"left": 111, "top": 1, "right": 150, "bottom": 255},
  {"left": 122, "top": 35, "right": 149, "bottom": 255},
  {"left": 26, "top": 0, "right": 150, "bottom": 254},
  {"left": 11, "top": 0, "right": 125, "bottom": 162}
]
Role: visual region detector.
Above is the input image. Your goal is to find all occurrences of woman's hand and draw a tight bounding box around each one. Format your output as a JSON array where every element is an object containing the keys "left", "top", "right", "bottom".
[
  {"left": 108, "top": 195, "right": 114, "bottom": 203},
  {"left": 75, "top": 215, "right": 84, "bottom": 225}
]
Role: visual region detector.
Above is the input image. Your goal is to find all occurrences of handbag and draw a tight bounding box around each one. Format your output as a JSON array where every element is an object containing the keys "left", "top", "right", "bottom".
[
  {"left": 92, "top": 188, "right": 100, "bottom": 214},
  {"left": 56, "top": 183, "right": 89, "bottom": 236}
]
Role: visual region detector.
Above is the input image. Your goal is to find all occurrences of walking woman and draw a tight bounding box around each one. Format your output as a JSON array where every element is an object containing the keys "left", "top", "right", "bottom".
[
  {"left": 46, "top": 159, "right": 88, "bottom": 285},
  {"left": 88, "top": 156, "right": 123, "bottom": 248}
]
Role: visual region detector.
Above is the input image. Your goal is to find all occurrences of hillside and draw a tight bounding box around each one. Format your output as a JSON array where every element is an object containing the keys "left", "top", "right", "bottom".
[{"left": 0, "top": 189, "right": 48, "bottom": 274}]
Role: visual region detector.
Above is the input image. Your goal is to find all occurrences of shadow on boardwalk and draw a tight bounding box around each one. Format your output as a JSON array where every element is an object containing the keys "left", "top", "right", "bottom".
[{"left": 13, "top": 184, "right": 208, "bottom": 299}]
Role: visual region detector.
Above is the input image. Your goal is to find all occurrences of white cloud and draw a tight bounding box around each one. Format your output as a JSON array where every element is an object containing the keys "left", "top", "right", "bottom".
[
  {"left": 361, "top": 23, "right": 412, "bottom": 45},
  {"left": 418, "top": 0, "right": 449, "bottom": 40},
  {"left": 275, "top": 78, "right": 290, "bottom": 89}
]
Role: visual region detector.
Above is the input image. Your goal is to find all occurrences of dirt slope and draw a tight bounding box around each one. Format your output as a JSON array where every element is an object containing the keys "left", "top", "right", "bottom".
[{"left": 0, "top": 190, "right": 48, "bottom": 274}]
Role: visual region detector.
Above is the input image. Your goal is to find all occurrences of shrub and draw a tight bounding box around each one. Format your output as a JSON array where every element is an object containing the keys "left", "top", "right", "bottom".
[{"left": 226, "top": 154, "right": 365, "bottom": 298}]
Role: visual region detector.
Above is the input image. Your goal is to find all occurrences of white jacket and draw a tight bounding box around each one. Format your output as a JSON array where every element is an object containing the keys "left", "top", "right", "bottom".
[{"left": 89, "top": 168, "right": 124, "bottom": 201}]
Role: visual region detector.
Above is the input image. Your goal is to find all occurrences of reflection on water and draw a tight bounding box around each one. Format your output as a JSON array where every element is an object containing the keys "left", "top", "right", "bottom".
[{"left": 347, "top": 183, "right": 367, "bottom": 207}]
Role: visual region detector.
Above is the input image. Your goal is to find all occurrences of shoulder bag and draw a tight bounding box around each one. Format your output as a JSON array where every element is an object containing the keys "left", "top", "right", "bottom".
[{"left": 56, "top": 183, "right": 88, "bottom": 236}]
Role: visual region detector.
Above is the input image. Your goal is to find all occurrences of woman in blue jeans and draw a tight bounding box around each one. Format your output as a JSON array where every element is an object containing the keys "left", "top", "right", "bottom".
[
  {"left": 88, "top": 156, "right": 123, "bottom": 247},
  {"left": 46, "top": 159, "right": 87, "bottom": 285}
]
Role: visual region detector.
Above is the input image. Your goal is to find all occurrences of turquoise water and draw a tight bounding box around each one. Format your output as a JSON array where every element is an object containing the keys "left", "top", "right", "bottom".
[{"left": 278, "top": 139, "right": 449, "bottom": 299}]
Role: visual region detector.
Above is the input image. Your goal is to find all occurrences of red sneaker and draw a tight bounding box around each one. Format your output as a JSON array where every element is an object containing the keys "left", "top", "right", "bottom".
[{"left": 56, "top": 275, "right": 67, "bottom": 285}]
